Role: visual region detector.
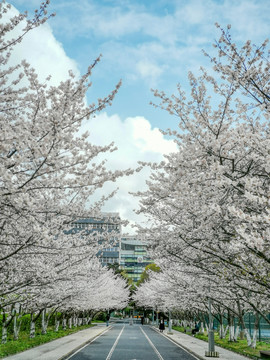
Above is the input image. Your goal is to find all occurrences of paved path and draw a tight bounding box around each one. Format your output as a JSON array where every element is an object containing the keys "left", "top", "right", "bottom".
[
  {"left": 2, "top": 321, "right": 252, "bottom": 360},
  {"left": 66, "top": 323, "right": 198, "bottom": 360},
  {"left": 2, "top": 324, "right": 109, "bottom": 360},
  {"left": 155, "top": 327, "right": 251, "bottom": 360}
]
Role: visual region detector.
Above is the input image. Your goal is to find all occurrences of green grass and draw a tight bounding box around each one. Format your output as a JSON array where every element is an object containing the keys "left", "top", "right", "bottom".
[
  {"left": 172, "top": 326, "right": 270, "bottom": 359},
  {"left": 0, "top": 324, "right": 95, "bottom": 359},
  {"left": 91, "top": 319, "right": 105, "bottom": 323}
]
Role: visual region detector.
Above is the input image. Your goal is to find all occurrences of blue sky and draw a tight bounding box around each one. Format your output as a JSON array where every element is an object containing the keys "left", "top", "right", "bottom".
[
  {"left": 11, "top": 0, "right": 270, "bottom": 128},
  {"left": 8, "top": 0, "right": 270, "bottom": 231}
]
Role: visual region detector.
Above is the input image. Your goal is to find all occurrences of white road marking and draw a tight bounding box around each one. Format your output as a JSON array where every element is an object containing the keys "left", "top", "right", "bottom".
[
  {"left": 106, "top": 325, "right": 125, "bottom": 360},
  {"left": 152, "top": 327, "right": 201, "bottom": 360},
  {"left": 140, "top": 326, "right": 164, "bottom": 360},
  {"left": 65, "top": 327, "right": 112, "bottom": 360}
]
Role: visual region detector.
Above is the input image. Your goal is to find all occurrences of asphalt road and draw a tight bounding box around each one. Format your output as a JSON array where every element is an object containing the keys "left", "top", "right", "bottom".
[{"left": 66, "top": 320, "right": 199, "bottom": 360}]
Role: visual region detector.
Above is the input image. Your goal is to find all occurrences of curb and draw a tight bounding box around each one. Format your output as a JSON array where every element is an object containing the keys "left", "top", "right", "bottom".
[
  {"left": 59, "top": 325, "right": 112, "bottom": 360},
  {"left": 151, "top": 326, "right": 205, "bottom": 360}
]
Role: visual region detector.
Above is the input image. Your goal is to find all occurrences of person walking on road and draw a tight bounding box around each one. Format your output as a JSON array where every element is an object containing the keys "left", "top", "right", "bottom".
[
  {"left": 159, "top": 318, "right": 165, "bottom": 332},
  {"left": 106, "top": 313, "right": 110, "bottom": 326}
]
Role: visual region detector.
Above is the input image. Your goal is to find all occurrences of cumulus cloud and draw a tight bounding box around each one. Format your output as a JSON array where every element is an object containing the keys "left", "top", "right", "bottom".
[
  {"left": 4, "top": 3, "right": 177, "bottom": 233},
  {"left": 81, "top": 113, "right": 177, "bottom": 233},
  {"left": 4, "top": 4, "right": 80, "bottom": 84},
  {"left": 8, "top": 0, "right": 269, "bottom": 233}
]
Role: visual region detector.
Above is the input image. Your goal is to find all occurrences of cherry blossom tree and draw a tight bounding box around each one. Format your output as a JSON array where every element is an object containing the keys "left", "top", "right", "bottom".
[
  {"left": 134, "top": 26, "right": 269, "bottom": 348},
  {"left": 0, "top": 1, "right": 132, "bottom": 342}
]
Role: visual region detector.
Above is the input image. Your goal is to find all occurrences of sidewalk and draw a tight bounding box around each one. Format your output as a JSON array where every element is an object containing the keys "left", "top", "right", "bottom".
[
  {"left": 2, "top": 324, "right": 110, "bottom": 360},
  {"left": 152, "top": 327, "right": 251, "bottom": 360}
]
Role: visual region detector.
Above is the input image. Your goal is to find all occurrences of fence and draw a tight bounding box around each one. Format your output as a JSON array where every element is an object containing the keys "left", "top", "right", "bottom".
[{"left": 211, "top": 313, "right": 270, "bottom": 342}]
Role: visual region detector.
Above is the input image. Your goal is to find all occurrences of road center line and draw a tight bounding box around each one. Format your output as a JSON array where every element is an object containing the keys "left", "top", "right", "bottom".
[
  {"left": 106, "top": 325, "right": 125, "bottom": 360},
  {"left": 140, "top": 326, "right": 164, "bottom": 360}
]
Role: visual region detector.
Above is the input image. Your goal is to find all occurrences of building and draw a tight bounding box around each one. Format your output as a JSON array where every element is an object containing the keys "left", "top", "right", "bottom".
[
  {"left": 120, "top": 235, "right": 152, "bottom": 283},
  {"left": 68, "top": 214, "right": 152, "bottom": 278},
  {"left": 69, "top": 212, "right": 121, "bottom": 267}
]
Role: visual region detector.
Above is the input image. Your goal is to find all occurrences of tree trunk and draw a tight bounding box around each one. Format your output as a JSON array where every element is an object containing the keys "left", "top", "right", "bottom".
[
  {"left": 251, "top": 312, "right": 260, "bottom": 349},
  {"left": 13, "top": 312, "right": 22, "bottom": 341},
  {"left": 199, "top": 322, "right": 205, "bottom": 334},
  {"left": 236, "top": 301, "right": 250, "bottom": 344},
  {"left": 82, "top": 311, "right": 88, "bottom": 325},
  {"left": 219, "top": 324, "right": 225, "bottom": 339},
  {"left": 251, "top": 329, "right": 258, "bottom": 348},
  {"left": 229, "top": 325, "right": 235, "bottom": 341},
  {"left": 1, "top": 326, "right": 7, "bottom": 344},
  {"left": 216, "top": 308, "right": 225, "bottom": 339},
  {"left": 228, "top": 311, "right": 235, "bottom": 342},
  {"left": 62, "top": 318, "right": 67, "bottom": 330},
  {"left": 29, "top": 314, "right": 36, "bottom": 339},
  {"left": 1, "top": 309, "right": 15, "bottom": 344},
  {"left": 41, "top": 309, "right": 48, "bottom": 335},
  {"left": 29, "top": 310, "right": 43, "bottom": 339},
  {"left": 244, "top": 328, "right": 252, "bottom": 347},
  {"left": 218, "top": 311, "right": 225, "bottom": 339},
  {"left": 62, "top": 313, "right": 67, "bottom": 330},
  {"left": 73, "top": 315, "right": 78, "bottom": 327},
  {"left": 234, "top": 325, "right": 240, "bottom": 341},
  {"left": 55, "top": 320, "right": 60, "bottom": 332},
  {"left": 224, "top": 325, "right": 229, "bottom": 337},
  {"left": 54, "top": 313, "right": 59, "bottom": 332}
]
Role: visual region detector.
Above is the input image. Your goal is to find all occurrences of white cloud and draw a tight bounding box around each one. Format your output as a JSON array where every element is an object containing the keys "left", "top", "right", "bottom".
[
  {"left": 129, "top": 116, "right": 175, "bottom": 154},
  {"left": 81, "top": 113, "right": 177, "bottom": 233},
  {"left": 48, "top": 0, "right": 269, "bottom": 87},
  {"left": 136, "top": 60, "right": 164, "bottom": 86},
  {"left": 4, "top": 4, "right": 80, "bottom": 84},
  {"left": 8, "top": 0, "right": 270, "bottom": 234},
  {"left": 4, "top": 3, "right": 178, "bottom": 233}
]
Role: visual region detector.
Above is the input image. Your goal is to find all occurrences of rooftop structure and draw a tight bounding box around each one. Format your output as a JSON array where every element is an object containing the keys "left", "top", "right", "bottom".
[
  {"left": 67, "top": 215, "right": 152, "bottom": 278},
  {"left": 69, "top": 212, "right": 121, "bottom": 267}
]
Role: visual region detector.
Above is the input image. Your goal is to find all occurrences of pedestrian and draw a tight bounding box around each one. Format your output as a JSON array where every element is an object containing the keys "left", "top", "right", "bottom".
[
  {"left": 106, "top": 313, "right": 110, "bottom": 327},
  {"left": 141, "top": 316, "right": 144, "bottom": 325},
  {"left": 192, "top": 322, "right": 200, "bottom": 336},
  {"left": 159, "top": 318, "right": 165, "bottom": 332}
]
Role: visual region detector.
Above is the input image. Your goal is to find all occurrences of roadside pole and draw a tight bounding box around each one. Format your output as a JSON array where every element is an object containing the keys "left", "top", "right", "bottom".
[
  {"left": 167, "top": 310, "right": 173, "bottom": 335},
  {"left": 205, "top": 297, "right": 219, "bottom": 357}
]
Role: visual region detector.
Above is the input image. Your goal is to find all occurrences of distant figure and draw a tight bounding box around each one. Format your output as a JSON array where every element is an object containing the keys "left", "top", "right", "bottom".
[
  {"left": 106, "top": 314, "right": 110, "bottom": 327},
  {"left": 141, "top": 316, "right": 144, "bottom": 325},
  {"left": 159, "top": 318, "right": 165, "bottom": 332},
  {"left": 192, "top": 322, "right": 200, "bottom": 335}
]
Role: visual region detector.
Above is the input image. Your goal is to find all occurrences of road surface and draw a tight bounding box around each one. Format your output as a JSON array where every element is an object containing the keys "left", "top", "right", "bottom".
[{"left": 66, "top": 320, "right": 199, "bottom": 360}]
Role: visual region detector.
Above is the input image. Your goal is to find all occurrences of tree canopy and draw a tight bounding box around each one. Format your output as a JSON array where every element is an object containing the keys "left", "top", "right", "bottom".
[{"left": 134, "top": 25, "right": 270, "bottom": 348}]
